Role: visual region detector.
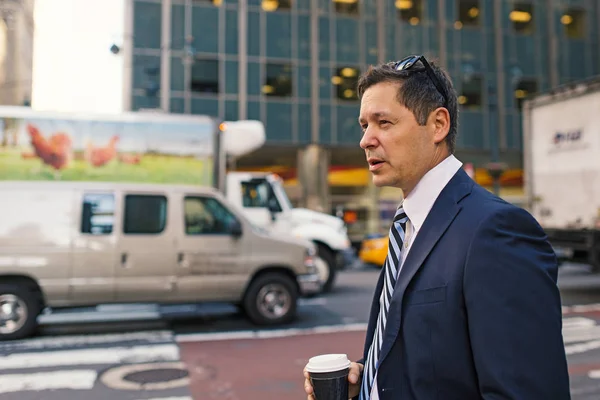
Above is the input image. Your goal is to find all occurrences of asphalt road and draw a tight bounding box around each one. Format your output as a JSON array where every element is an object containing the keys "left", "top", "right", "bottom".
[{"left": 0, "top": 264, "right": 599, "bottom": 399}]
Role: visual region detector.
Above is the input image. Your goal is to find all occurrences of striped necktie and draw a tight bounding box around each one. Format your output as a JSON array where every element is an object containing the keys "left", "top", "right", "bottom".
[{"left": 359, "top": 205, "right": 409, "bottom": 400}]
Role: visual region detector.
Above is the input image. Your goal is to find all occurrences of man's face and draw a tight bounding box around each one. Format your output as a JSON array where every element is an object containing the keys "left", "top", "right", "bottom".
[{"left": 358, "top": 81, "right": 437, "bottom": 192}]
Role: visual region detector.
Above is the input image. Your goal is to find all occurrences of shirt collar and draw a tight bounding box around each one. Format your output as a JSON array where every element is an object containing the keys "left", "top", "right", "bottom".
[{"left": 402, "top": 154, "right": 463, "bottom": 231}]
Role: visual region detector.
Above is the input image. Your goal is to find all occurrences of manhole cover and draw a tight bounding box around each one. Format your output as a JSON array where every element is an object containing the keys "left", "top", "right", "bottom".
[
  {"left": 101, "top": 362, "right": 190, "bottom": 391},
  {"left": 124, "top": 368, "right": 188, "bottom": 384}
]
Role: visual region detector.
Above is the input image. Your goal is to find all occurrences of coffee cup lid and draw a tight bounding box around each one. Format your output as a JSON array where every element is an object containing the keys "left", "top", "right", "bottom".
[{"left": 305, "top": 354, "right": 351, "bottom": 373}]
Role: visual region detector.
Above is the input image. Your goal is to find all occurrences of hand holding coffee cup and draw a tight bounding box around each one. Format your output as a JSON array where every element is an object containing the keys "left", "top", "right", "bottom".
[{"left": 303, "top": 354, "right": 363, "bottom": 400}]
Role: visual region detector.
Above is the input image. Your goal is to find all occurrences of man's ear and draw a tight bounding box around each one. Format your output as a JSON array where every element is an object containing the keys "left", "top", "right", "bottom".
[{"left": 431, "top": 107, "right": 450, "bottom": 145}]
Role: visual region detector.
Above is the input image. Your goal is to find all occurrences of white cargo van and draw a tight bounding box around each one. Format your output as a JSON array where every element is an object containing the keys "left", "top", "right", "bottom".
[{"left": 0, "top": 181, "right": 321, "bottom": 340}]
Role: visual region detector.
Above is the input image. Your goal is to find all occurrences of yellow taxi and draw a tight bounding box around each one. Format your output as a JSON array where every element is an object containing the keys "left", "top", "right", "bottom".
[{"left": 358, "top": 234, "right": 388, "bottom": 268}]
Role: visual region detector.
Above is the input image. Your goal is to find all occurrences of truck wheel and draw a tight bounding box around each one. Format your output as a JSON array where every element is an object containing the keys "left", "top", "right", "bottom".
[
  {"left": 317, "top": 244, "right": 337, "bottom": 293},
  {"left": 0, "top": 284, "right": 40, "bottom": 341},
  {"left": 243, "top": 273, "right": 298, "bottom": 326}
]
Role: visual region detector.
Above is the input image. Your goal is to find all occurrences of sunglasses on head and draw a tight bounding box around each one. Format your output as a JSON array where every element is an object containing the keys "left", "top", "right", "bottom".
[{"left": 393, "top": 55, "right": 449, "bottom": 108}]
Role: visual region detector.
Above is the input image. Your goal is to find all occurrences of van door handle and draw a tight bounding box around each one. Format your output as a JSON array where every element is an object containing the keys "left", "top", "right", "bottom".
[
  {"left": 178, "top": 252, "right": 189, "bottom": 268},
  {"left": 121, "top": 253, "right": 128, "bottom": 267}
]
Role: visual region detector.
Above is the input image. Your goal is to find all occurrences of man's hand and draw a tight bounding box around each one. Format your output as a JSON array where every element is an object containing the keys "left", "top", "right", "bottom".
[{"left": 304, "top": 362, "right": 364, "bottom": 399}]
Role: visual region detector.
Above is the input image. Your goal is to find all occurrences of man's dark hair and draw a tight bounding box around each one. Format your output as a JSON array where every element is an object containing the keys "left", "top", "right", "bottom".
[{"left": 356, "top": 58, "right": 459, "bottom": 154}]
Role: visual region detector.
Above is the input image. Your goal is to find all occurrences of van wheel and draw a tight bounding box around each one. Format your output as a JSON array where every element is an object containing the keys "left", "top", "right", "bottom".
[
  {"left": 243, "top": 273, "right": 298, "bottom": 326},
  {"left": 0, "top": 284, "right": 40, "bottom": 341},
  {"left": 317, "top": 244, "right": 337, "bottom": 293}
]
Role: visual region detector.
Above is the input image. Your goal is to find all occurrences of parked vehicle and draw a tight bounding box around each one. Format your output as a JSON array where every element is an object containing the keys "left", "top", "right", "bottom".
[
  {"left": 523, "top": 77, "right": 600, "bottom": 272},
  {"left": 0, "top": 106, "right": 354, "bottom": 291},
  {"left": 0, "top": 181, "right": 321, "bottom": 340}
]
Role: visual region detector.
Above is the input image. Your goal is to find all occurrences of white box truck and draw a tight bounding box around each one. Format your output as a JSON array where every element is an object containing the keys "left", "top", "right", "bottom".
[
  {"left": 523, "top": 77, "right": 600, "bottom": 272},
  {"left": 0, "top": 106, "right": 353, "bottom": 291}
]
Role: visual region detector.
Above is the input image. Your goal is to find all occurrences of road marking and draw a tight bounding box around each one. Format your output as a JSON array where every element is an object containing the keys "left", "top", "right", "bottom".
[
  {"left": 565, "top": 340, "right": 600, "bottom": 355},
  {"left": 137, "top": 398, "right": 192, "bottom": 400},
  {"left": 562, "top": 303, "right": 600, "bottom": 314},
  {"left": 588, "top": 370, "right": 600, "bottom": 379},
  {"left": 563, "top": 317, "right": 600, "bottom": 345},
  {"left": 0, "top": 330, "right": 173, "bottom": 352},
  {"left": 0, "top": 370, "right": 97, "bottom": 393},
  {"left": 176, "top": 323, "right": 368, "bottom": 343},
  {"left": 0, "top": 344, "right": 179, "bottom": 370},
  {"left": 298, "top": 297, "right": 328, "bottom": 306}
]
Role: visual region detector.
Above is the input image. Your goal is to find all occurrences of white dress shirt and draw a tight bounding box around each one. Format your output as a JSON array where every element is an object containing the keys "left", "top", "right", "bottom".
[{"left": 370, "top": 154, "right": 463, "bottom": 399}]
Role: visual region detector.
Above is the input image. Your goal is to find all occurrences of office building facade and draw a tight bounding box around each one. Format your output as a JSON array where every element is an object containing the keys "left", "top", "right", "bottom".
[{"left": 130, "top": 0, "right": 600, "bottom": 237}]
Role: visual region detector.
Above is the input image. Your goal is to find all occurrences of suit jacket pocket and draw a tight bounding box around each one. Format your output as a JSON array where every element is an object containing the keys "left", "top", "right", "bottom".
[{"left": 405, "top": 286, "right": 446, "bottom": 305}]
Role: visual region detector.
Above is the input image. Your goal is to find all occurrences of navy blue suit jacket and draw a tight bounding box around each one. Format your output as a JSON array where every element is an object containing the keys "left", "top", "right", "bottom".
[{"left": 357, "top": 169, "right": 570, "bottom": 400}]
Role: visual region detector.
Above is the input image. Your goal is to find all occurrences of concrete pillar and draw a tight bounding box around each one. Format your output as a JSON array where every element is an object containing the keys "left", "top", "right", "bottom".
[{"left": 298, "top": 144, "right": 330, "bottom": 213}]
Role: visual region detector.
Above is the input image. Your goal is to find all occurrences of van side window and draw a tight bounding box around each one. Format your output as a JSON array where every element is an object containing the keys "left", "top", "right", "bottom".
[
  {"left": 124, "top": 195, "right": 167, "bottom": 234},
  {"left": 81, "top": 193, "right": 115, "bottom": 235},
  {"left": 184, "top": 196, "right": 238, "bottom": 235}
]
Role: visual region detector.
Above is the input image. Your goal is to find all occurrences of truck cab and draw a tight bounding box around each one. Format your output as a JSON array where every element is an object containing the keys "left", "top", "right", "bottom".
[{"left": 225, "top": 172, "right": 355, "bottom": 292}]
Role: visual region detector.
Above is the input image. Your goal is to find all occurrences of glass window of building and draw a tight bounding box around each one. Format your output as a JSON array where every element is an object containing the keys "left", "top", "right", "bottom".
[
  {"left": 261, "top": 0, "right": 292, "bottom": 11},
  {"left": 561, "top": 8, "right": 586, "bottom": 39},
  {"left": 264, "top": 63, "right": 293, "bottom": 97},
  {"left": 396, "top": 0, "right": 422, "bottom": 25},
  {"left": 459, "top": 75, "right": 482, "bottom": 109},
  {"left": 514, "top": 79, "right": 537, "bottom": 110},
  {"left": 510, "top": 2, "right": 534, "bottom": 35},
  {"left": 193, "top": 0, "right": 222, "bottom": 6},
  {"left": 333, "top": 0, "right": 358, "bottom": 16},
  {"left": 191, "top": 59, "right": 219, "bottom": 94},
  {"left": 458, "top": 0, "right": 480, "bottom": 27},
  {"left": 332, "top": 67, "right": 360, "bottom": 101}
]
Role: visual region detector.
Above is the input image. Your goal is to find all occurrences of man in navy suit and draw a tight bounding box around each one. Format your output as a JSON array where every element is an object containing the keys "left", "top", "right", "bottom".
[{"left": 304, "top": 56, "right": 570, "bottom": 399}]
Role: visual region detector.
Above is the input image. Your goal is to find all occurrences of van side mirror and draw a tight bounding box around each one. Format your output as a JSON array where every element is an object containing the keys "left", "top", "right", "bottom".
[{"left": 229, "top": 220, "right": 243, "bottom": 237}]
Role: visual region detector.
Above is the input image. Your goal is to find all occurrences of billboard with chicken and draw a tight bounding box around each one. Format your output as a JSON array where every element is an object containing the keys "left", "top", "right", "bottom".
[{"left": 0, "top": 108, "right": 216, "bottom": 185}]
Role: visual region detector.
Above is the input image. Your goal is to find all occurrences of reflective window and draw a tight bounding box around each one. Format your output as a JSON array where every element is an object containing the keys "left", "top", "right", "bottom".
[
  {"left": 264, "top": 63, "right": 293, "bottom": 97},
  {"left": 81, "top": 193, "right": 115, "bottom": 235},
  {"left": 397, "top": 0, "right": 422, "bottom": 25},
  {"left": 248, "top": 62, "right": 261, "bottom": 95},
  {"left": 266, "top": 102, "right": 293, "bottom": 141},
  {"left": 562, "top": 8, "right": 586, "bottom": 39},
  {"left": 336, "top": 18, "right": 359, "bottom": 63},
  {"left": 298, "top": 66, "right": 311, "bottom": 99},
  {"left": 225, "top": 60, "right": 238, "bottom": 94},
  {"left": 241, "top": 179, "right": 282, "bottom": 212},
  {"left": 333, "top": 67, "right": 360, "bottom": 101},
  {"left": 191, "top": 59, "right": 219, "bottom": 94},
  {"left": 510, "top": 2, "right": 534, "bottom": 35},
  {"left": 261, "top": 0, "right": 291, "bottom": 11},
  {"left": 298, "top": 15, "right": 311, "bottom": 61},
  {"left": 193, "top": 0, "right": 222, "bottom": 6},
  {"left": 124, "top": 195, "right": 167, "bottom": 235},
  {"left": 225, "top": 9, "right": 238, "bottom": 54},
  {"left": 133, "top": 2, "right": 161, "bottom": 49},
  {"left": 225, "top": 100, "right": 238, "bottom": 121},
  {"left": 333, "top": 0, "right": 358, "bottom": 15},
  {"left": 191, "top": 5, "right": 219, "bottom": 54},
  {"left": 184, "top": 196, "right": 239, "bottom": 235},
  {"left": 133, "top": 55, "right": 160, "bottom": 92},
  {"left": 459, "top": 75, "right": 482, "bottom": 109},
  {"left": 266, "top": 13, "right": 292, "bottom": 58},
  {"left": 515, "top": 79, "right": 537, "bottom": 110},
  {"left": 171, "top": 57, "right": 184, "bottom": 91},
  {"left": 458, "top": 0, "right": 480, "bottom": 27},
  {"left": 191, "top": 98, "right": 219, "bottom": 116}
]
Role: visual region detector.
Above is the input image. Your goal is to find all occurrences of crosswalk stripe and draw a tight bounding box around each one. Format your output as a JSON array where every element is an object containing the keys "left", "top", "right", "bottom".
[
  {"left": 0, "top": 330, "right": 173, "bottom": 352},
  {"left": 0, "top": 370, "right": 97, "bottom": 394},
  {"left": 0, "top": 343, "right": 179, "bottom": 370},
  {"left": 137, "top": 397, "right": 192, "bottom": 400}
]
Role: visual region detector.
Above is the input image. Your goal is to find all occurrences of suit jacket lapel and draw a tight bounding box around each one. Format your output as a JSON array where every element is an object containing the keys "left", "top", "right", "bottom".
[{"left": 377, "top": 169, "right": 473, "bottom": 366}]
